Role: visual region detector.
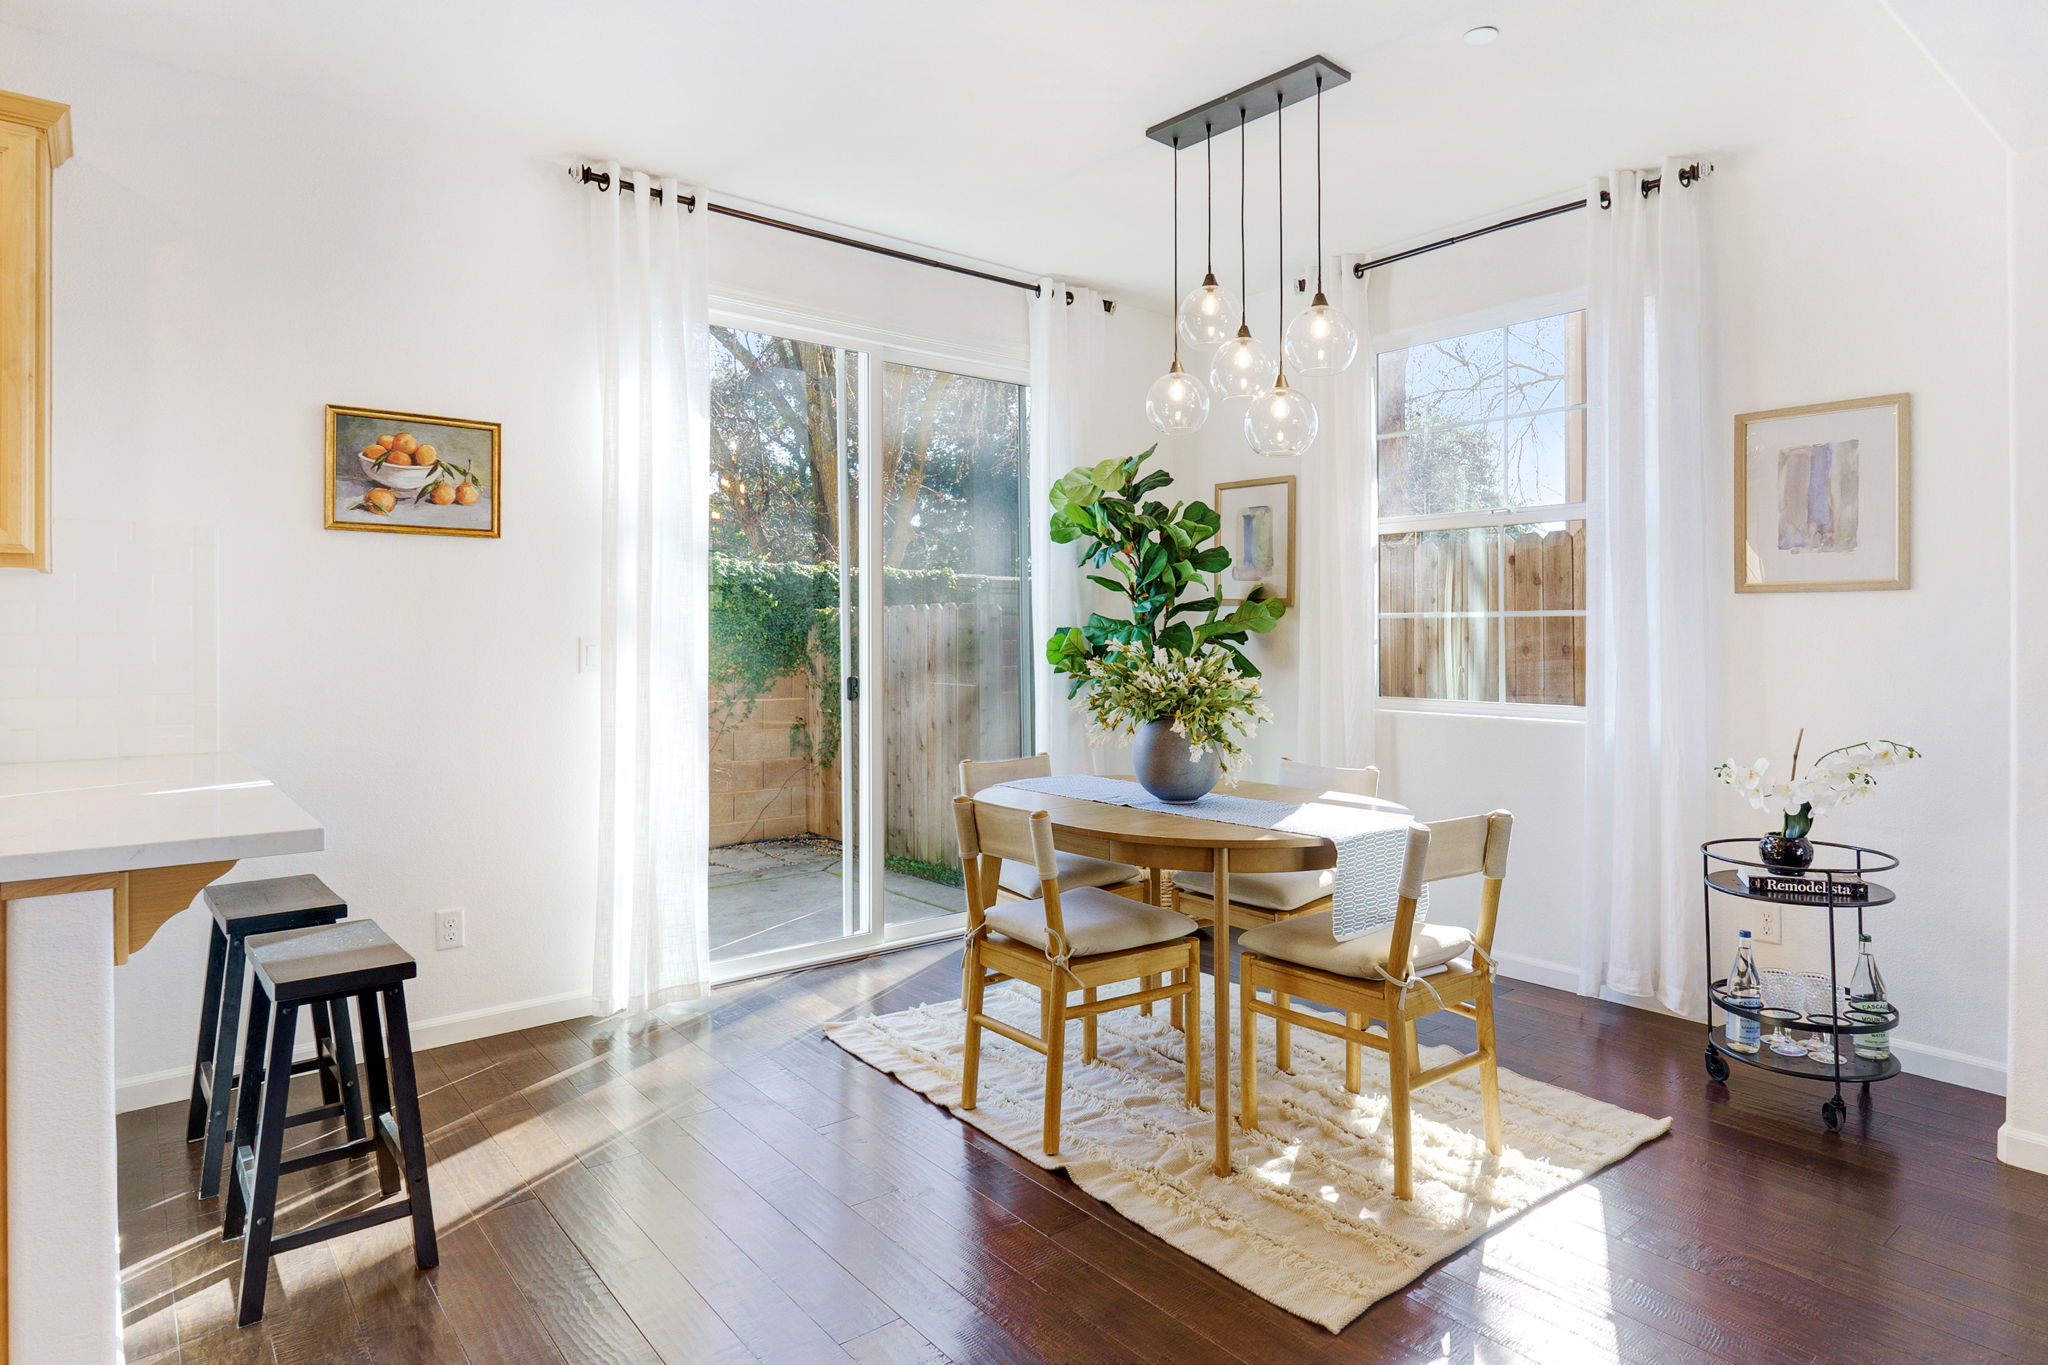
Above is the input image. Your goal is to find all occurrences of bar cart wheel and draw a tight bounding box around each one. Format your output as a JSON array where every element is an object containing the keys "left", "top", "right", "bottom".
[
  {"left": 1822, "top": 1096, "right": 1846, "bottom": 1132},
  {"left": 1704, "top": 1047, "right": 1729, "bottom": 1083}
]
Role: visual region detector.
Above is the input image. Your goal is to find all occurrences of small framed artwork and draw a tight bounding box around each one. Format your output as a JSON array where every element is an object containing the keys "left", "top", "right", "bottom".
[
  {"left": 1213, "top": 475, "right": 1296, "bottom": 606},
  {"left": 1734, "top": 393, "right": 1909, "bottom": 592},
  {"left": 324, "top": 404, "right": 501, "bottom": 538}
]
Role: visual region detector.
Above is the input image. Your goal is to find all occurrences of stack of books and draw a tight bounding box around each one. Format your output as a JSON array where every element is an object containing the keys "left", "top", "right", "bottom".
[{"left": 1740, "top": 869, "right": 1871, "bottom": 901}]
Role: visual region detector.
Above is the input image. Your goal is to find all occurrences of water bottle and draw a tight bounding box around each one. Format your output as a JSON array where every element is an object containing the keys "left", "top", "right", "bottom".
[
  {"left": 1724, "top": 930, "right": 1762, "bottom": 1054},
  {"left": 1848, "top": 933, "right": 1891, "bottom": 1061}
]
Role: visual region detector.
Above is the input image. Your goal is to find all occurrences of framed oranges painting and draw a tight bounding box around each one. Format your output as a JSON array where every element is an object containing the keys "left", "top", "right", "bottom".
[{"left": 324, "top": 404, "right": 501, "bottom": 538}]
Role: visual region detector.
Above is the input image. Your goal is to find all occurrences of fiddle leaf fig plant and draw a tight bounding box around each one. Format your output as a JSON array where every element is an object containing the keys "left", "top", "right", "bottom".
[{"left": 1045, "top": 445, "right": 1286, "bottom": 696}]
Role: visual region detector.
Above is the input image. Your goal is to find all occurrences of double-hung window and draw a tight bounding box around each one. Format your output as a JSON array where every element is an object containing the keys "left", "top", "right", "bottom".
[{"left": 1374, "top": 309, "right": 1588, "bottom": 708}]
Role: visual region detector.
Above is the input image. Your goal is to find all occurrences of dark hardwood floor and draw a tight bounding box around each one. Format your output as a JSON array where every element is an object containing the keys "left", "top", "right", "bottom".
[{"left": 117, "top": 938, "right": 2048, "bottom": 1364}]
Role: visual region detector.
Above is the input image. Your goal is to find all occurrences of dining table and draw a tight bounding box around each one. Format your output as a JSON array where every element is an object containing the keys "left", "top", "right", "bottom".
[{"left": 973, "top": 776, "right": 1410, "bottom": 1175}]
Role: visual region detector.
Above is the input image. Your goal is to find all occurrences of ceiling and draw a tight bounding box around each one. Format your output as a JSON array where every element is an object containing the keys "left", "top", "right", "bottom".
[{"left": 9, "top": 0, "right": 1939, "bottom": 306}]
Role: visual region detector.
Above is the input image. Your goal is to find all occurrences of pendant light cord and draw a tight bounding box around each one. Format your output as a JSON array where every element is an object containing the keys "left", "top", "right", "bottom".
[
  {"left": 1275, "top": 92, "right": 1286, "bottom": 379},
  {"left": 1170, "top": 136, "right": 1181, "bottom": 364},
  {"left": 1238, "top": 105, "right": 1249, "bottom": 326},
  {"left": 1204, "top": 122, "right": 1214, "bottom": 275},
  {"left": 1314, "top": 75, "right": 1325, "bottom": 295}
]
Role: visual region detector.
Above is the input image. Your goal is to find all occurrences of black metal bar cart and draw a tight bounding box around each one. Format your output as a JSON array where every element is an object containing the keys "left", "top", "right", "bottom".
[{"left": 1700, "top": 839, "right": 1901, "bottom": 1131}]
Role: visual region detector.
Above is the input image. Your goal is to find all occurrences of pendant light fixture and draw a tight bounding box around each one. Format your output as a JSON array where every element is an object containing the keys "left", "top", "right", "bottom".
[
  {"left": 1147, "top": 136, "right": 1210, "bottom": 432},
  {"left": 1175, "top": 123, "right": 1239, "bottom": 350},
  {"left": 1247, "top": 91, "right": 1318, "bottom": 455},
  {"left": 1208, "top": 104, "right": 1275, "bottom": 401},
  {"left": 1283, "top": 73, "right": 1359, "bottom": 376}
]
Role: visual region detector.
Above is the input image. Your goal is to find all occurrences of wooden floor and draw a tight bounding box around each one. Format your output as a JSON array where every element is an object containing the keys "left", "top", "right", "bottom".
[{"left": 117, "top": 938, "right": 2048, "bottom": 1365}]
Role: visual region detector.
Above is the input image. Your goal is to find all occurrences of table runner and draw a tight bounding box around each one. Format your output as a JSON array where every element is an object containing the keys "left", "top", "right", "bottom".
[{"left": 997, "top": 774, "right": 1427, "bottom": 940}]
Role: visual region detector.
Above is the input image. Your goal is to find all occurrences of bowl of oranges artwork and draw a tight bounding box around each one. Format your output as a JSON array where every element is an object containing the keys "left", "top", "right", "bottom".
[{"left": 357, "top": 432, "right": 443, "bottom": 490}]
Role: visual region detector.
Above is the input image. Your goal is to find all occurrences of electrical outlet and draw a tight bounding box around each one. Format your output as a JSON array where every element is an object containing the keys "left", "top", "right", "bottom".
[
  {"left": 578, "top": 637, "right": 600, "bottom": 673},
  {"left": 1753, "top": 904, "right": 1780, "bottom": 944},
  {"left": 436, "top": 908, "right": 465, "bottom": 951}
]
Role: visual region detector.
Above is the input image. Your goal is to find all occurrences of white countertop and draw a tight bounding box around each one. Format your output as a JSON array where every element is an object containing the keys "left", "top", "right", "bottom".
[{"left": 0, "top": 753, "right": 324, "bottom": 883}]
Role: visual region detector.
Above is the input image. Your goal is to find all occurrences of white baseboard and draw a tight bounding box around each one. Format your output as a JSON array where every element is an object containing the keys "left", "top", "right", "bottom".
[
  {"left": 1997, "top": 1123, "right": 2048, "bottom": 1173},
  {"left": 1492, "top": 950, "right": 1580, "bottom": 993},
  {"left": 1492, "top": 952, "right": 2008, "bottom": 1095},
  {"left": 115, "top": 988, "right": 595, "bottom": 1113}
]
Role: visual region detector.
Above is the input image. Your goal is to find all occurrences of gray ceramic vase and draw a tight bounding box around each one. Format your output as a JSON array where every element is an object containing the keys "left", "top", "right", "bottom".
[{"left": 1132, "top": 717, "right": 1221, "bottom": 803}]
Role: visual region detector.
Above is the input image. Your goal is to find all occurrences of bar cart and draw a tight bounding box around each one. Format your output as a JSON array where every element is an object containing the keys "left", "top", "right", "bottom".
[{"left": 1701, "top": 839, "right": 1901, "bottom": 1131}]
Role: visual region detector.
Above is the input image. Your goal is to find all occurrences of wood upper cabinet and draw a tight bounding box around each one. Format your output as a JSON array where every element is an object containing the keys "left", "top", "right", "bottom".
[{"left": 0, "top": 90, "right": 71, "bottom": 572}]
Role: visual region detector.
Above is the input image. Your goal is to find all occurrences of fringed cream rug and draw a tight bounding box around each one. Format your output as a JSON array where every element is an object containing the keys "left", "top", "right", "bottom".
[{"left": 826, "top": 976, "right": 1669, "bottom": 1332}]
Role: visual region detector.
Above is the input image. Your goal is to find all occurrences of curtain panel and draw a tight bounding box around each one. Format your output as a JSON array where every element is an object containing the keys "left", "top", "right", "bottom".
[
  {"left": 588, "top": 165, "right": 713, "bottom": 1014},
  {"left": 1579, "top": 158, "right": 1713, "bottom": 1017}
]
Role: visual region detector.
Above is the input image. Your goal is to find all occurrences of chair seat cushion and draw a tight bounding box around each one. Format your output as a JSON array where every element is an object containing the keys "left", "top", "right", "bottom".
[
  {"left": 1172, "top": 867, "right": 1333, "bottom": 912},
  {"left": 984, "top": 887, "right": 1198, "bottom": 958},
  {"left": 1238, "top": 910, "right": 1474, "bottom": 979},
  {"left": 998, "top": 852, "right": 1143, "bottom": 897}
]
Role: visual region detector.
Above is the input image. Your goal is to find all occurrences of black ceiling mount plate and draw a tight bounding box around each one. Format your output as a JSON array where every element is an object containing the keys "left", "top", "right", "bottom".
[{"left": 1145, "top": 55, "right": 1352, "bottom": 148}]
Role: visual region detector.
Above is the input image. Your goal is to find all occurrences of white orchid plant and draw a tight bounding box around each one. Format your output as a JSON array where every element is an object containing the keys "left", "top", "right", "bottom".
[
  {"left": 1079, "top": 640, "right": 1273, "bottom": 778},
  {"left": 1715, "top": 731, "right": 1921, "bottom": 840}
]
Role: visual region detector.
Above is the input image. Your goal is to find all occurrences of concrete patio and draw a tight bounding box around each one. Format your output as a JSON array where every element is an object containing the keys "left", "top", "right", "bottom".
[{"left": 709, "top": 837, "right": 964, "bottom": 963}]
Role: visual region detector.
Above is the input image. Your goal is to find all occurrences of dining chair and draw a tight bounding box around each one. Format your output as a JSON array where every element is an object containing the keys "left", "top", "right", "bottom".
[
  {"left": 959, "top": 754, "right": 1149, "bottom": 904},
  {"left": 1169, "top": 758, "right": 1382, "bottom": 930},
  {"left": 1236, "top": 810, "right": 1513, "bottom": 1201},
  {"left": 953, "top": 795, "right": 1203, "bottom": 1155}
]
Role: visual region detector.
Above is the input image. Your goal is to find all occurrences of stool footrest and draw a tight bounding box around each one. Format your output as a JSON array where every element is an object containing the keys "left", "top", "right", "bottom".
[
  {"left": 199, "top": 1052, "right": 336, "bottom": 1101},
  {"left": 268, "top": 1199, "right": 415, "bottom": 1257}
]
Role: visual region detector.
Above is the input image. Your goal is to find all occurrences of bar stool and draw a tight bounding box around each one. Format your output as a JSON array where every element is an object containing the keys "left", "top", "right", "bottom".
[
  {"left": 186, "top": 874, "right": 365, "bottom": 1199},
  {"left": 225, "top": 919, "right": 437, "bottom": 1327}
]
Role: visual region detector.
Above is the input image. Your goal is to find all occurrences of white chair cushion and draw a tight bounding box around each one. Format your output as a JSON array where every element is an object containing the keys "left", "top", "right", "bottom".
[
  {"left": 1172, "top": 867, "right": 1334, "bottom": 913},
  {"left": 1238, "top": 909, "right": 1474, "bottom": 979},
  {"left": 997, "top": 852, "right": 1143, "bottom": 897},
  {"left": 984, "top": 886, "right": 1198, "bottom": 958}
]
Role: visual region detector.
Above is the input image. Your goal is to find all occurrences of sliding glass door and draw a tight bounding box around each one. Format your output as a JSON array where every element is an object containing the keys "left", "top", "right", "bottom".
[{"left": 706, "top": 316, "right": 1029, "bottom": 978}]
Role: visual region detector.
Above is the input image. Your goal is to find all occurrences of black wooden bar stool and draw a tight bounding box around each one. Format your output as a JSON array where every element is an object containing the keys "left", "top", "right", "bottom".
[
  {"left": 224, "top": 919, "right": 438, "bottom": 1327},
  {"left": 186, "top": 874, "right": 365, "bottom": 1199}
]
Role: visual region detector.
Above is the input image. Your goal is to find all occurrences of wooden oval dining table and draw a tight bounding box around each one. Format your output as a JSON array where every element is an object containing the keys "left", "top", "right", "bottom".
[{"left": 973, "top": 776, "right": 1411, "bottom": 1175}]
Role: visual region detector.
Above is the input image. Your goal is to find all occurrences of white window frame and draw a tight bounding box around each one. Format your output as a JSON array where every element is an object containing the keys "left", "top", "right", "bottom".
[
  {"left": 705, "top": 302, "right": 1031, "bottom": 985},
  {"left": 1371, "top": 290, "right": 1590, "bottom": 720}
]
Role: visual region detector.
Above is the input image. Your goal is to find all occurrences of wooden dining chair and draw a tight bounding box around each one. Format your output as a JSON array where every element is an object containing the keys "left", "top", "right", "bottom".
[
  {"left": 1169, "top": 758, "right": 1382, "bottom": 930},
  {"left": 1236, "top": 810, "right": 1513, "bottom": 1200},
  {"left": 953, "top": 795, "right": 1203, "bottom": 1155},
  {"left": 959, "top": 754, "right": 1149, "bottom": 904}
]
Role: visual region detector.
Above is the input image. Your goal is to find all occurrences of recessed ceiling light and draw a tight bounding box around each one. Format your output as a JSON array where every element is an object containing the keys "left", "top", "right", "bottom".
[{"left": 1464, "top": 25, "right": 1500, "bottom": 45}]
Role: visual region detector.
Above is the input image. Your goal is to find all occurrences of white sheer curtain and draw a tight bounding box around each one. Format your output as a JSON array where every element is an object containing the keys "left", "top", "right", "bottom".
[
  {"left": 588, "top": 165, "right": 712, "bottom": 1014},
  {"left": 1295, "top": 256, "right": 1379, "bottom": 767},
  {"left": 1580, "top": 158, "right": 1712, "bottom": 1017},
  {"left": 1029, "top": 280, "right": 1106, "bottom": 774}
]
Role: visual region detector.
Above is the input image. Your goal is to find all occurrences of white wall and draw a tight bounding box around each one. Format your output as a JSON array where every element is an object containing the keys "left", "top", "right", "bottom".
[
  {"left": 1164, "top": 20, "right": 2015, "bottom": 1091},
  {"left": 1, "top": 21, "right": 1170, "bottom": 1107}
]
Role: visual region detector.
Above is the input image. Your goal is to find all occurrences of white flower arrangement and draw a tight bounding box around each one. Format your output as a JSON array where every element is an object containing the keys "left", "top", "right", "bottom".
[
  {"left": 1715, "top": 733, "right": 1921, "bottom": 838},
  {"left": 1080, "top": 640, "right": 1273, "bottom": 778}
]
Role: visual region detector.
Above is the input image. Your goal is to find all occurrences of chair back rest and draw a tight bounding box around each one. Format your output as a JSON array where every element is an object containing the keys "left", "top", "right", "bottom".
[
  {"left": 1277, "top": 757, "right": 1380, "bottom": 798},
  {"left": 1385, "top": 810, "right": 1514, "bottom": 973},
  {"left": 951, "top": 796, "right": 1064, "bottom": 932},
  {"left": 959, "top": 752, "right": 1052, "bottom": 797}
]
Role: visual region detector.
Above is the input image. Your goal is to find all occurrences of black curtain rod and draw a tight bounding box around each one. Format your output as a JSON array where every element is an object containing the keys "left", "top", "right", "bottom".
[
  {"left": 1352, "top": 163, "right": 1707, "bottom": 278},
  {"left": 573, "top": 166, "right": 1115, "bottom": 313}
]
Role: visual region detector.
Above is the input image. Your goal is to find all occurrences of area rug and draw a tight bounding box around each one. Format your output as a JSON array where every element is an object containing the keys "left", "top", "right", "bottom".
[{"left": 825, "top": 977, "right": 1670, "bottom": 1332}]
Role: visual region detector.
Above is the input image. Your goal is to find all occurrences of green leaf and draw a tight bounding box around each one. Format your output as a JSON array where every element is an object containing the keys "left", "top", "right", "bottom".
[
  {"left": 1169, "top": 595, "right": 1219, "bottom": 619},
  {"left": 1156, "top": 621, "right": 1194, "bottom": 655},
  {"left": 1086, "top": 574, "right": 1124, "bottom": 595},
  {"left": 1189, "top": 545, "right": 1231, "bottom": 574}
]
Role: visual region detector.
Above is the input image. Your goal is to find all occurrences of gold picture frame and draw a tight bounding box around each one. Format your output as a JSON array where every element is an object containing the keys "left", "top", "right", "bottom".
[
  {"left": 1213, "top": 475, "right": 1296, "bottom": 607},
  {"left": 1734, "top": 393, "right": 1908, "bottom": 593},
  {"left": 324, "top": 404, "right": 501, "bottom": 538}
]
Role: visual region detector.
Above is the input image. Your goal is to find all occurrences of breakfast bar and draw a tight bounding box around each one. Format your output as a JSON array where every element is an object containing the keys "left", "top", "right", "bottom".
[{"left": 0, "top": 754, "right": 324, "bottom": 1363}]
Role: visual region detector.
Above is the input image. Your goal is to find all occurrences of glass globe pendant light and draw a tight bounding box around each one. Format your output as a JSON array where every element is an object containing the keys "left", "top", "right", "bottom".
[
  {"left": 1248, "top": 91, "right": 1318, "bottom": 455},
  {"left": 1282, "top": 74, "right": 1358, "bottom": 377},
  {"left": 1175, "top": 122, "right": 1239, "bottom": 350},
  {"left": 1209, "top": 106, "right": 1275, "bottom": 401},
  {"left": 1147, "top": 136, "right": 1209, "bottom": 433}
]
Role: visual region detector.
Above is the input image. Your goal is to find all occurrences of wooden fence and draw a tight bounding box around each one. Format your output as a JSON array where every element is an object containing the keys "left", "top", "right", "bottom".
[
  {"left": 709, "top": 584, "right": 1023, "bottom": 872},
  {"left": 1378, "top": 524, "right": 1585, "bottom": 705}
]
